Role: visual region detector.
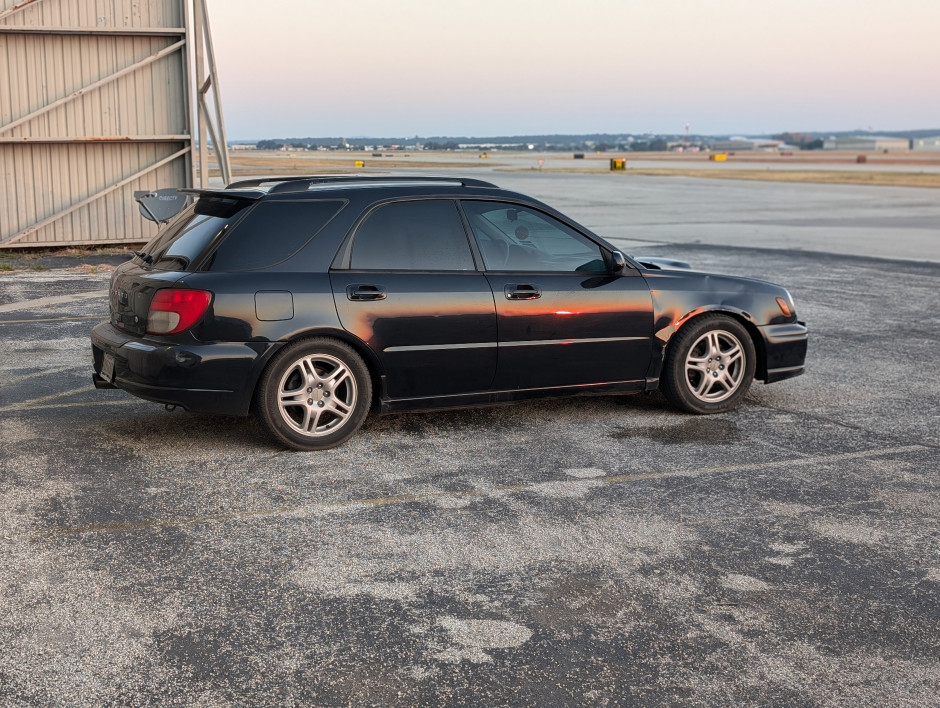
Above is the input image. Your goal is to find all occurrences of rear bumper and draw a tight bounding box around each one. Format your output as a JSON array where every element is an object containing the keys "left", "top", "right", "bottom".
[
  {"left": 90, "top": 322, "right": 279, "bottom": 415},
  {"left": 759, "top": 321, "right": 808, "bottom": 383}
]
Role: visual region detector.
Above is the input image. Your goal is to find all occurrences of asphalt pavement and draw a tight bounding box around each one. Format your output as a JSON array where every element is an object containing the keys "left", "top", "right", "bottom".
[{"left": 1, "top": 176, "right": 939, "bottom": 706}]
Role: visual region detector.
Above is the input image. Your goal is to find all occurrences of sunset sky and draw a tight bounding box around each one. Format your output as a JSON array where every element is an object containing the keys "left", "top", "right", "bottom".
[{"left": 208, "top": 0, "right": 940, "bottom": 139}]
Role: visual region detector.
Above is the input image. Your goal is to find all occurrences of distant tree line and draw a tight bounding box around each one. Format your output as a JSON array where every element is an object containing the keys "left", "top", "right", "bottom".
[
  {"left": 255, "top": 139, "right": 313, "bottom": 150},
  {"left": 423, "top": 141, "right": 461, "bottom": 150}
]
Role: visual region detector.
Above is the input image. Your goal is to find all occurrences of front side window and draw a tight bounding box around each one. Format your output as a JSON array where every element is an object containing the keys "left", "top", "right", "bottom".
[
  {"left": 462, "top": 200, "right": 606, "bottom": 273},
  {"left": 350, "top": 200, "right": 474, "bottom": 271}
]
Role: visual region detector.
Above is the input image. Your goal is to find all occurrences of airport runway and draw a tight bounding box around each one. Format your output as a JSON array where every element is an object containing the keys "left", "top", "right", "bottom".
[
  {"left": 429, "top": 164, "right": 940, "bottom": 263},
  {"left": 1, "top": 175, "right": 939, "bottom": 706}
]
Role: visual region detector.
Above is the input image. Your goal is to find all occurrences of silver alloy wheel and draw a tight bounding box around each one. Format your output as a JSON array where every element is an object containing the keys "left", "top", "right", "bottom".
[
  {"left": 276, "top": 353, "right": 358, "bottom": 437},
  {"left": 684, "top": 329, "right": 746, "bottom": 404}
]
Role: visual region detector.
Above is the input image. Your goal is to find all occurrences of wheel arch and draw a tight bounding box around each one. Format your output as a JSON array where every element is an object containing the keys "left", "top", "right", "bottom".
[
  {"left": 665, "top": 308, "right": 767, "bottom": 381},
  {"left": 250, "top": 327, "right": 386, "bottom": 414}
]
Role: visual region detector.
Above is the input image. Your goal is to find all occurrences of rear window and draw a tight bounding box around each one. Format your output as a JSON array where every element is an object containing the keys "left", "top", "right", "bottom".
[
  {"left": 142, "top": 197, "right": 251, "bottom": 271},
  {"left": 206, "top": 200, "right": 343, "bottom": 271}
]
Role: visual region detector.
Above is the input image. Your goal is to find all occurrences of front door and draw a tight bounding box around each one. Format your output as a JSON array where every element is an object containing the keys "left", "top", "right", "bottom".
[{"left": 461, "top": 200, "right": 653, "bottom": 391}]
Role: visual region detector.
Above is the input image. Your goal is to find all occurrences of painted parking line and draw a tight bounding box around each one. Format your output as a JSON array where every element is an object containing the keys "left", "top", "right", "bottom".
[
  {"left": 0, "top": 384, "right": 144, "bottom": 412},
  {"left": 27, "top": 444, "right": 929, "bottom": 539},
  {"left": 0, "top": 315, "right": 104, "bottom": 325},
  {"left": 0, "top": 365, "right": 79, "bottom": 387},
  {"left": 0, "top": 386, "right": 94, "bottom": 412},
  {"left": 0, "top": 290, "right": 105, "bottom": 314}
]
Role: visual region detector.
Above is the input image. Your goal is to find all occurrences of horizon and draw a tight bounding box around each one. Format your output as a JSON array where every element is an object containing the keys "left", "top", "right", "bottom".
[{"left": 227, "top": 127, "right": 940, "bottom": 144}]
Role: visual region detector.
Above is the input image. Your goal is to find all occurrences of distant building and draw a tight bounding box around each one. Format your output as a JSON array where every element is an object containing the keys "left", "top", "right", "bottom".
[
  {"left": 773, "top": 132, "right": 815, "bottom": 145},
  {"left": 912, "top": 136, "right": 940, "bottom": 151},
  {"left": 822, "top": 136, "right": 910, "bottom": 151},
  {"left": 710, "top": 138, "right": 785, "bottom": 151}
]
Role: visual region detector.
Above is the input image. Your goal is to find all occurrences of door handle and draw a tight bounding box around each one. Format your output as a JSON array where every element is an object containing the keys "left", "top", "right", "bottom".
[
  {"left": 346, "top": 284, "right": 387, "bottom": 301},
  {"left": 504, "top": 283, "right": 541, "bottom": 300}
]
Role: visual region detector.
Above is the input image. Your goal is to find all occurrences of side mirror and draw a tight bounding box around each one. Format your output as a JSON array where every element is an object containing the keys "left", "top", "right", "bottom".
[
  {"left": 610, "top": 250, "right": 627, "bottom": 273},
  {"left": 134, "top": 188, "right": 192, "bottom": 223}
]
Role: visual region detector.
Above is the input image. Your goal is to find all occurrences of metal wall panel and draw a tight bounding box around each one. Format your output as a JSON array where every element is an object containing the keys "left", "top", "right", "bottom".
[{"left": 0, "top": 0, "right": 193, "bottom": 248}]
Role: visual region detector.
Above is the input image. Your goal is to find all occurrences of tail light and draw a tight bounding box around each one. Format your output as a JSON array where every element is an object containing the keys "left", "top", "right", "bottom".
[{"left": 147, "top": 289, "right": 212, "bottom": 335}]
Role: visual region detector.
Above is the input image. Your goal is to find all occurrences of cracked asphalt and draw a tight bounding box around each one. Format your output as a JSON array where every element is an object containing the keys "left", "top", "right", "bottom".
[{"left": 1, "top": 177, "right": 939, "bottom": 706}]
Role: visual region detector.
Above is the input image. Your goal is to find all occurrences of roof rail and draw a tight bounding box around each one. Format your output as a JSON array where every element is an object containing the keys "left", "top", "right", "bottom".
[
  {"left": 225, "top": 175, "right": 325, "bottom": 189},
  {"left": 225, "top": 175, "right": 499, "bottom": 194}
]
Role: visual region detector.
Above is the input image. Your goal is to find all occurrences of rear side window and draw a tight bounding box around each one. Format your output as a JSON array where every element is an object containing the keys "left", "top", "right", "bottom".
[
  {"left": 350, "top": 200, "right": 474, "bottom": 271},
  {"left": 144, "top": 197, "right": 250, "bottom": 271},
  {"left": 207, "top": 200, "right": 343, "bottom": 271}
]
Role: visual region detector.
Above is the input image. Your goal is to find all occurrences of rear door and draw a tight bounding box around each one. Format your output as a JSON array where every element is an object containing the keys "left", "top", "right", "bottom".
[
  {"left": 461, "top": 200, "right": 654, "bottom": 391},
  {"left": 330, "top": 199, "right": 497, "bottom": 400}
]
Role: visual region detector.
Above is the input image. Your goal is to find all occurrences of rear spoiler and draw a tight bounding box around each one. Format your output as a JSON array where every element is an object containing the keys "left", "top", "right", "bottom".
[
  {"left": 135, "top": 187, "right": 263, "bottom": 224},
  {"left": 177, "top": 187, "right": 266, "bottom": 201},
  {"left": 133, "top": 188, "right": 194, "bottom": 223}
]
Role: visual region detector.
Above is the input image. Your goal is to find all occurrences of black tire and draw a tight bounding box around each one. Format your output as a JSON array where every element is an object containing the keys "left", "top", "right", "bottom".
[
  {"left": 661, "top": 314, "right": 756, "bottom": 414},
  {"left": 256, "top": 337, "right": 372, "bottom": 450}
]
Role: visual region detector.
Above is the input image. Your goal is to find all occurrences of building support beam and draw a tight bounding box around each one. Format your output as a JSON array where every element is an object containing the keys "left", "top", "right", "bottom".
[
  {"left": 193, "top": 0, "right": 230, "bottom": 186},
  {"left": 0, "top": 146, "right": 190, "bottom": 247},
  {"left": 0, "top": 135, "right": 191, "bottom": 144},
  {"left": 0, "top": 40, "right": 186, "bottom": 136},
  {"left": 0, "top": 0, "right": 47, "bottom": 22},
  {"left": 0, "top": 26, "right": 185, "bottom": 35}
]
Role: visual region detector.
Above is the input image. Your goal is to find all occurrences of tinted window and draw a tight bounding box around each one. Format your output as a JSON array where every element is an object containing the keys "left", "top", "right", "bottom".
[
  {"left": 208, "top": 200, "right": 343, "bottom": 271},
  {"left": 350, "top": 200, "right": 474, "bottom": 271},
  {"left": 144, "top": 197, "right": 251, "bottom": 271},
  {"left": 462, "top": 201, "right": 606, "bottom": 273}
]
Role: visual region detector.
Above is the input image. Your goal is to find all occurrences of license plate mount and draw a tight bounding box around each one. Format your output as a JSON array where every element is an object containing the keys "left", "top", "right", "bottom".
[{"left": 100, "top": 353, "right": 115, "bottom": 383}]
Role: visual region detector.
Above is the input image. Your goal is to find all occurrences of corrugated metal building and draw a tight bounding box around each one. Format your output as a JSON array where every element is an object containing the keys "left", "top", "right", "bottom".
[
  {"left": 822, "top": 136, "right": 911, "bottom": 152},
  {"left": 912, "top": 136, "right": 940, "bottom": 151},
  {"left": 0, "top": 0, "right": 194, "bottom": 248},
  {"left": 709, "top": 138, "right": 786, "bottom": 152}
]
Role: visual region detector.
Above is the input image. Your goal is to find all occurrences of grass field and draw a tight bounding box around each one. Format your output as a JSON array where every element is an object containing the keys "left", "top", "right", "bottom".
[
  {"left": 221, "top": 150, "right": 940, "bottom": 189},
  {"left": 531, "top": 167, "right": 940, "bottom": 188},
  {"left": 227, "top": 153, "right": 485, "bottom": 175}
]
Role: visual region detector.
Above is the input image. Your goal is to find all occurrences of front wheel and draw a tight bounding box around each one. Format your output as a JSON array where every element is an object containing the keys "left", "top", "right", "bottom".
[
  {"left": 256, "top": 338, "right": 371, "bottom": 450},
  {"left": 661, "top": 314, "right": 756, "bottom": 414}
]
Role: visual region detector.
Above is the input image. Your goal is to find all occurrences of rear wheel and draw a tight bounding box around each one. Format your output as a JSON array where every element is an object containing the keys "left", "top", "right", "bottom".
[
  {"left": 661, "top": 314, "right": 756, "bottom": 414},
  {"left": 257, "top": 338, "right": 371, "bottom": 450}
]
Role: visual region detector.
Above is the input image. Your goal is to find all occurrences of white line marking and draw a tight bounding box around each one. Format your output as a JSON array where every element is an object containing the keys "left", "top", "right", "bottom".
[
  {"left": 602, "top": 445, "right": 928, "bottom": 484},
  {"left": 0, "top": 365, "right": 78, "bottom": 387},
  {"left": 0, "top": 315, "right": 104, "bottom": 325},
  {"left": 0, "top": 290, "right": 105, "bottom": 314},
  {"left": 0, "top": 386, "right": 92, "bottom": 412}
]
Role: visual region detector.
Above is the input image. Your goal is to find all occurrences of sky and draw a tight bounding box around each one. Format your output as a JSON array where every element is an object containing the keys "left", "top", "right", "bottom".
[{"left": 208, "top": 0, "right": 940, "bottom": 140}]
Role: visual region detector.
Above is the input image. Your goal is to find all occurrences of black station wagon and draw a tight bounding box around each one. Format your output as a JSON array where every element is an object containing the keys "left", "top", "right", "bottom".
[{"left": 91, "top": 176, "right": 807, "bottom": 450}]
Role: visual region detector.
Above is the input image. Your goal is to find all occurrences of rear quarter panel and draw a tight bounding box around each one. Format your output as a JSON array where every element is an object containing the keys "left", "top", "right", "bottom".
[{"left": 180, "top": 272, "right": 344, "bottom": 343}]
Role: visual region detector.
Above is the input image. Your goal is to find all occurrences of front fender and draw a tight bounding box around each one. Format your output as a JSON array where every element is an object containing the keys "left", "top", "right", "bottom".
[{"left": 641, "top": 270, "right": 796, "bottom": 381}]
